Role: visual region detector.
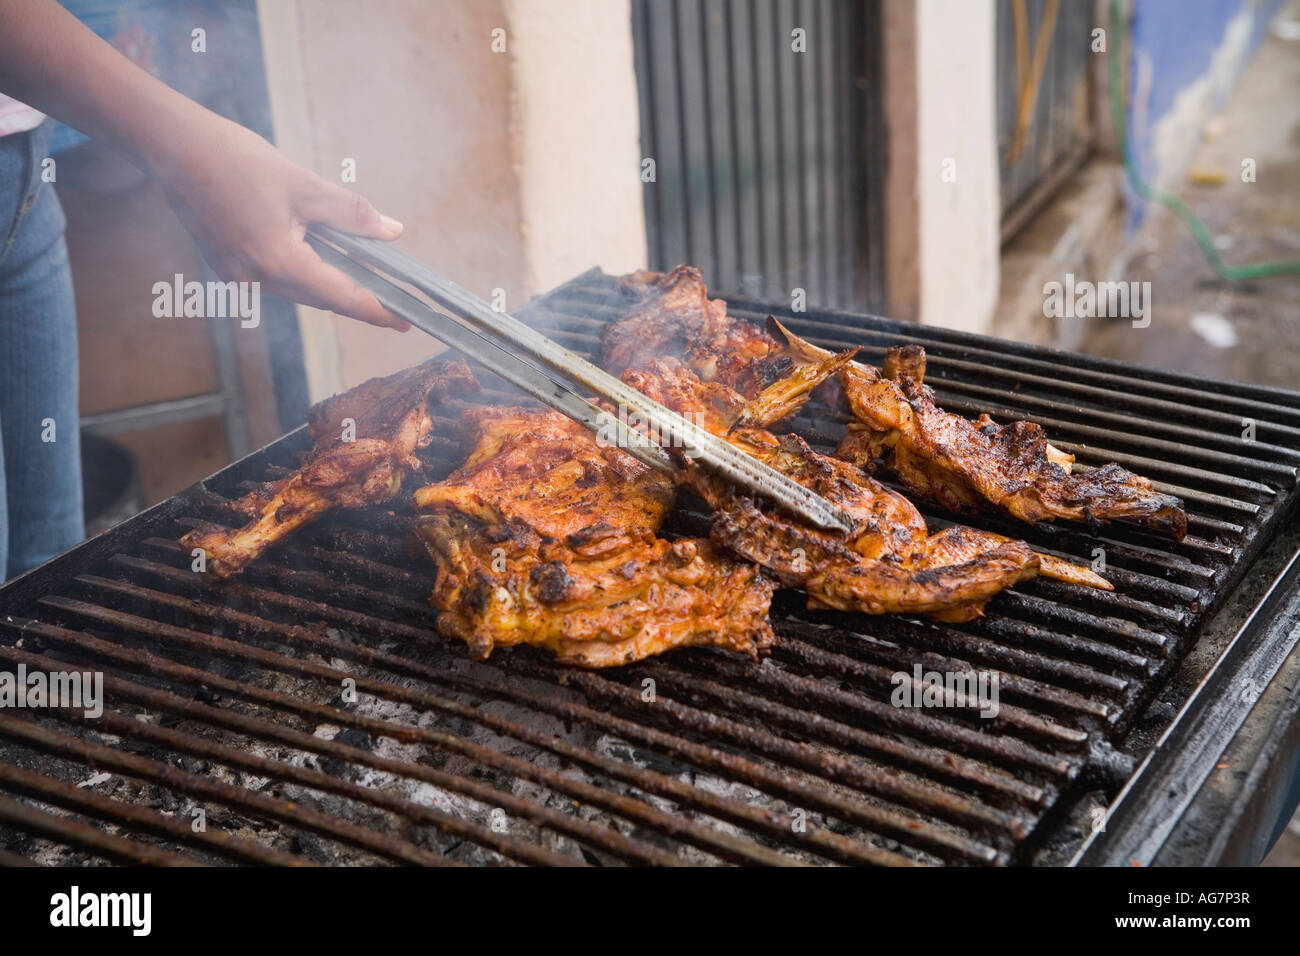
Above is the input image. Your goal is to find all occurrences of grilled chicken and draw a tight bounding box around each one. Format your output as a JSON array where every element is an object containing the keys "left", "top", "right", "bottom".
[
  {"left": 601, "top": 265, "right": 1186, "bottom": 540},
  {"left": 181, "top": 357, "right": 478, "bottom": 577},
  {"left": 412, "top": 406, "right": 775, "bottom": 666},
  {"left": 772, "top": 326, "right": 1188, "bottom": 540},
  {"left": 622, "top": 359, "right": 1106, "bottom": 621},
  {"left": 604, "top": 267, "right": 782, "bottom": 395}
]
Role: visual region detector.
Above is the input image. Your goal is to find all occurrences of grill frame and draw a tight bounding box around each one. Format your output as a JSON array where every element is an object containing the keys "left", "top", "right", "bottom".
[
  {"left": 1, "top": 267, "right": 1298, "bottom": 866},
  {"left": 1076, "top": 536, "right": 1300, "bottom": 866}
]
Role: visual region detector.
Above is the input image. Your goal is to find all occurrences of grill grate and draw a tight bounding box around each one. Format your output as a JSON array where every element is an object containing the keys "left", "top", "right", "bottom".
[{"left": 2, "top": 269, "right": 1298, "bottom": 866}]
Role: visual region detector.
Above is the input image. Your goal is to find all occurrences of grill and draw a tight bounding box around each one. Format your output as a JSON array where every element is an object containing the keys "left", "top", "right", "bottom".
[{"left": 2, "top": 269, "right": 1299, "bottom": 866}]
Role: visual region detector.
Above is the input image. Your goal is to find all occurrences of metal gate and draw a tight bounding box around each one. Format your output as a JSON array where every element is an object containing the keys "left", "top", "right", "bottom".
[
  {"left": 631, "top": 0, "right": 886, "bottom": 312},
  {"left": 996, "top": 0, "right": 1095, "bottom": 239}
]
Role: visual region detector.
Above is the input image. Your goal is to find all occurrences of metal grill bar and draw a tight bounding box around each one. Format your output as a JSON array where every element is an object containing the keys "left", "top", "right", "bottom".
[
  {"left": 0, "top": 632, "right": 613, "bottom": 867},
  {"left": 0, "top": 755, "right": 302, "bottom": 865},
  {"left": 0, "top": 649, "right": 453, "bottom": 867},
  {"left": 0, "top": 792, "right": 197, "bottom": 866},
  {"left": 65, "top": 562, "right": 979, "bottom": 864},
  {"left": 22, "top": 593, "right": 795, "bottom": 866},
  {"left": 145, "top": 534, "right": 1087, "bottom": 791}
]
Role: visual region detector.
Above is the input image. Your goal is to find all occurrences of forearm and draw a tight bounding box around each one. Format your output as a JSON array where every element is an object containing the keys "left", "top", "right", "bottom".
[
  {"left": 0, "top": 0, "right": 221, "bottom": 180},
  {"left": 0, "top": 0, "right": 407, "bottom": 331}
]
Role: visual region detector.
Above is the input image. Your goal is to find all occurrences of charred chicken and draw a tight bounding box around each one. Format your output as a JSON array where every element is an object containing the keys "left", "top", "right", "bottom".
[
  {"left": 621, "top": 358, "right": 1108, "bottom": 622},
  {"left": 181, "top": 357, "right": 478, "bottom": 577}
]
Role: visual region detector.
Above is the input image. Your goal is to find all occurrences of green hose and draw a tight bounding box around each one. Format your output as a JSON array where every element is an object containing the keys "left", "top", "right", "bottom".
[{"left": 1108, "top": 0, "right": 1300, "bottom": 279}]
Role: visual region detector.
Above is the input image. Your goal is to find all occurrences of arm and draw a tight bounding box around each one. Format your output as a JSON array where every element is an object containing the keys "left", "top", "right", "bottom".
[{"left": 0, "top": 0, "right": 408, "bottom": 330}]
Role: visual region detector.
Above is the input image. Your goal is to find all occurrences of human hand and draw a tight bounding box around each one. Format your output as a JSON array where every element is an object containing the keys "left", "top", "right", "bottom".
[{"left": 156, "top": 116, "right": 410, "bottom": 331}]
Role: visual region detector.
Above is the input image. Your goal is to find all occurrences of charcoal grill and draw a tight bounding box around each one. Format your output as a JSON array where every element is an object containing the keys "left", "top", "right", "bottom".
[{"left": 2, "top": 269, "right": 1298, "bottom": 866}]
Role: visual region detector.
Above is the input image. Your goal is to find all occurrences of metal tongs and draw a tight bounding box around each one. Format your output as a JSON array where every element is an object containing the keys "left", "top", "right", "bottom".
[{"left": 304, "top": 224, "right": 854, "bottom": 533}]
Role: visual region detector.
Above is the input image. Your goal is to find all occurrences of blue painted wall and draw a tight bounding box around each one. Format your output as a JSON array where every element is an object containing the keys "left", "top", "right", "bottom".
[{"left": 1124, "top": 0, "right": 1286, "bottom": 225}]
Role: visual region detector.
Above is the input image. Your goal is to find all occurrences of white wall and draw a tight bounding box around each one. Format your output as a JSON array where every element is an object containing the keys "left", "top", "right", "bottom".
[
  {"left": 259, "top": 0, "right": 1001, "bottom": 387},
  {"left": 914, "top": 0, "right": 1001, "bottom": 334},
  {"left": 504, "top": 0, "right": 647, "bottom": 297}
]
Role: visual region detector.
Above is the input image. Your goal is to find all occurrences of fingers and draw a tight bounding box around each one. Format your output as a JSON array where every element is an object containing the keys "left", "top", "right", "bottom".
[
  {"left": 299, "top": 180, "right": 403, "bottom": 240},
  {"left": 275, "top": 241, "right": 411, "bottom": 331}
]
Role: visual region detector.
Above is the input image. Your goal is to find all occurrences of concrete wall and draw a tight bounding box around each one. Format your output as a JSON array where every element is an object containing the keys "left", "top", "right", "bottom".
[
  {"left": 257, "top": 0, "right": 645, "bottom": 398},
  {"left": 259, "top": 0, "right": 1012, "bottom": 369},
  {"left": 503, "top": 0, "right": 647, "bottom": 297},
  {"left": 881, "top": 0, "right": 920, "bottom": 323}
]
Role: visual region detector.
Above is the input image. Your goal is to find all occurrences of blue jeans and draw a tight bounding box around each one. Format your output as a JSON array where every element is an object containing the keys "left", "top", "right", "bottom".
[{"left": 0, "top": 121, "right": 83, "bottom": 581}]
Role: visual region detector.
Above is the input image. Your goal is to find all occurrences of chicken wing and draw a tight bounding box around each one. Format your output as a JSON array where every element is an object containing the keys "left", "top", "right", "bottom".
[{"left": 181, "top": 357, "right": 478, "bottom": 577}]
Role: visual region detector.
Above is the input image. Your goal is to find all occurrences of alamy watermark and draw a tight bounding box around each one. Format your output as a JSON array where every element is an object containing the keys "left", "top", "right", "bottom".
[
  {"left": 890, "top": 664, "right": 1000, "bottom": 719},
  {"left": 1043, "top": 273, "right": 1151, "bottom": 328},
  {"left": 0, "top": 664, "right": 103, "bottom": 718},
  {"left": 50, "top": 886, "right": 151, "bottom": 936},
  {"left": 152, "top": 273, "right": 260, "bottom": 328}
]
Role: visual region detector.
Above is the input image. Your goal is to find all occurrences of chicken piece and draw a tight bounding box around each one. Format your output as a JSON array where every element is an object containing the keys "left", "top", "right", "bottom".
[
  {"left": 602, "top": 267, "right": 1185, "bottom": 540},
  {"left": 698, "top": 431, "right": 1043, "bottom": 622},
  {"left": 414, "top": 405, "right": 676, "bottom": 537},
  {"left": 417, "top": 514, "right": 774, "bottom": 667},
  {"left": 603, "top": 266, "right": 782, "bottom": 392},
  {"left": 623, "top": 359, "right": 1095, "bottom": 622},
  {"left": 181, "top": 358, "right": 477, "bottom": 577},
  {"left": 412, "top": 407, "right": 774, "bottom": 666},
  {"left": 786, "top": 333, "right": 1189, "bottom": 541},
  {"left": 731, "top": 346, "right": 862, "bottom": 432},
  {"left": 626, "top": 357, "right": 1109, "bottom": 595}
]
